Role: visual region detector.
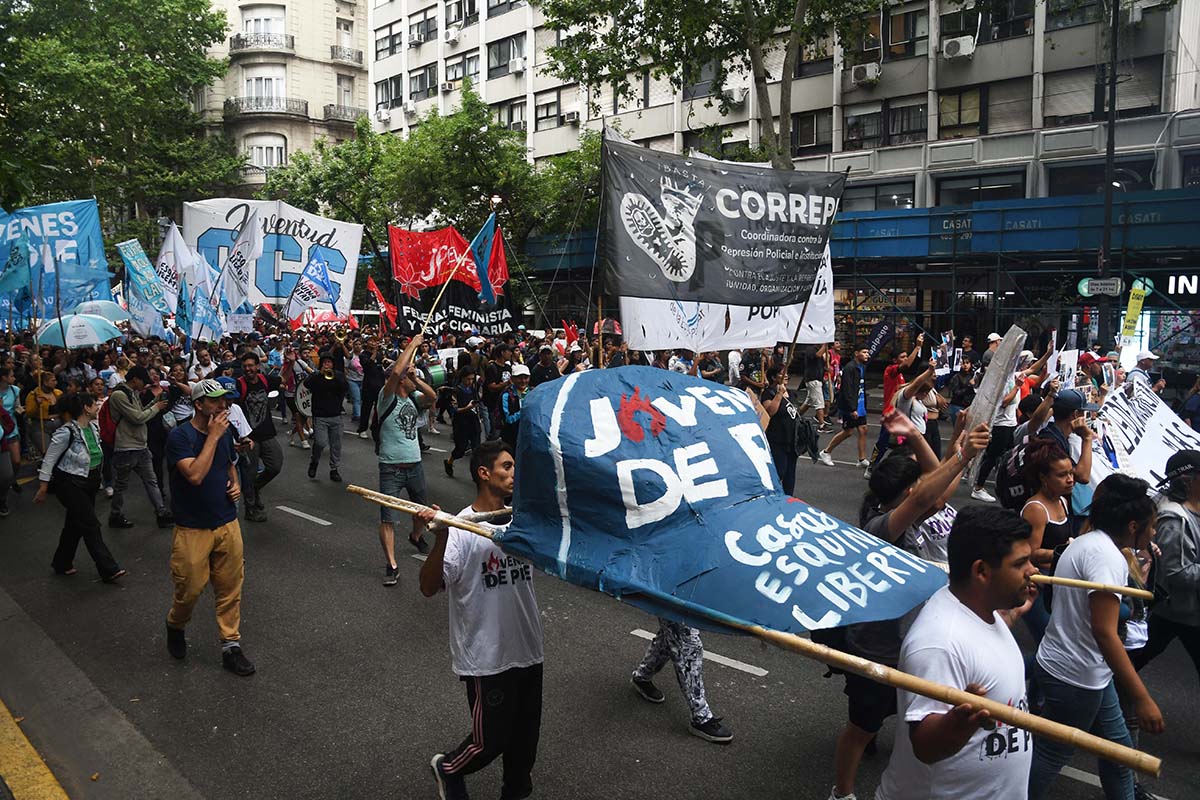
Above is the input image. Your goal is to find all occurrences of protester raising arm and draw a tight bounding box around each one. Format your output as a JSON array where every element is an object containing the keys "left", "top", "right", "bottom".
[{"left": 383, "top": 333, "right": 423, "bottom": 397}]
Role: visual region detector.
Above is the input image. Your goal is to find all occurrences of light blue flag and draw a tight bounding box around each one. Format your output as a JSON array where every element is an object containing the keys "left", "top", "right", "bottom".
[
  {"left": 191, "top": 281, "right": 225, "bottom": 342},
  {"left": 117, "top": 239, "right": 171, "bottom": 314},
  {"left": 175, "top": 276, "right": 191, "bottom": 338},
  {"left": 0, "top": 229, "right": 33, "bottom": 295},
  {"left": 467, "top": 212, "right": 498, "bottom": 305}
]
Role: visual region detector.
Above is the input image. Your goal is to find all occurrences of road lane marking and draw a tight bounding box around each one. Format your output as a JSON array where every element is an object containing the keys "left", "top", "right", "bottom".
[
  {"left": 0, "top": 697, "right": 70, "bottom": 799},
  {"left": 1060, "top": 765, "right": 1170, "bottom": 798},
  {"left": 630, "top": 629, "right": 769, "bottom": 677},
  {"left": 275, "top": 506, "right": 332, "bottom": 526},
  {"left": 411, "top": 554, "right": 427, "bottom": 562}
]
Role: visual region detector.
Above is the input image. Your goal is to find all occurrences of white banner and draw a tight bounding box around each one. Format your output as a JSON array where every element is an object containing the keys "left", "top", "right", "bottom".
[
  {"left": 153, "top": 222, "right": 187, "bottom": 313},
  {"left": 227, "top": 313, "right": 254, "bottom": 334},
  {"left": 1091, "top": 381, "right": 1200, "bottom": 488},
  {"left": 182, "top": 199, "right": 363, "bottom": 316},
  {"left": 619, "top": 248, "right": 835, "bottom": 352}
]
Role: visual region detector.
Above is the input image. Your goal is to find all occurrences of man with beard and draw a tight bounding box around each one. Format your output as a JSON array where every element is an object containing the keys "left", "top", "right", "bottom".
[{"left": 235, "top": 353, "right": 283, "bottom": 522}]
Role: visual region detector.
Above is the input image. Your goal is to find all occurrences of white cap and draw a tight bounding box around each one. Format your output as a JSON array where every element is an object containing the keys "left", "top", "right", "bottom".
[
  {"left": 1136, "top": 350, "right": 1159, "bottom": 361},
  {"left": 568, "top": 342, "right": 582, "bottom": 353},
  {"left": 466, "top": 336, "right": 484, "bottom": 347},
  {"left": 511, "top": 364, "right": 530, "bottom": 377},
  {"left": 987, "top": 332, "right": 1002, "bottom": 343}
]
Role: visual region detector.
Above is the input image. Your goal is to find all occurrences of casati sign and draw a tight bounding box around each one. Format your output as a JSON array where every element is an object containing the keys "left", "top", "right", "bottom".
[{"left": 182, "top": 199, "right": 362, "bottom": 315}]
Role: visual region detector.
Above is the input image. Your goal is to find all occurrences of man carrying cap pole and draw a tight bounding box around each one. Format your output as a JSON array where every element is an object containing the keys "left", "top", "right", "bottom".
[{"left": 163, "top": 378, "right": 255, "bottom": 677}]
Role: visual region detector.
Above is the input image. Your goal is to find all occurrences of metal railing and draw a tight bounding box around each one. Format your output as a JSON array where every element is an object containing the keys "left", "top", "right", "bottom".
[
  {"left": 324, "top": 104, "right": 367, "bottom": 122},
  {"left": 230, "top": 32, "right": 295, "bottom": 52},
  {"left": 330, "top": 45, "right": 364, "bottom": 64},
  {"left": 224, "top": 96, "right": 309, "bottom": 116}
]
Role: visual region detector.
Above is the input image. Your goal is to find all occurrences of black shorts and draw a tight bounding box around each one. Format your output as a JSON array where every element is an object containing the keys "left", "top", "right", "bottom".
[
  {"left": 843, "top": 671, "right": 897, "bottom": 733},
  {"left": 841, "top": 414, "right": 867, "bottom": 430}
]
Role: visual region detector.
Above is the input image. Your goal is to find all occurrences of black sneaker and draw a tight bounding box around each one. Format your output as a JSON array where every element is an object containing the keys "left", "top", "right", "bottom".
[
  {"left": 499, "top": 783, "right": 532, "bottom": 800},
  {"left": 166, "top": 624, "right": 187, "bottom": 659},
  {"left": 409, "top": 534, "right": 429, "bottom": 554},
  {"left": 246, "top": 507, "right": 268, "bottom": 522},
  {"left": 156, "top": 512, "right": 174, "bottom": 529},
  {"left": 443, "top": 458, "right": 454, "bottom": 477},
  {"left": 690, "top": 716, "right": 733, "bottom": 743},
  {"left": 329, "top": 470, "right": 343, "bottom": 483},
  {"left": 0, "top": 496, "right": 8, "bottom": 517},
  {"left": 383, "top": 564, "right": 399, "bottom": 586},
  {"left": 307, "top": 462, "right": 317, "bottom": 479},
  {"left": 1135, "top": 785, "right": 1162, "bottom": 800},
  {"left": 108, "top": 515, "right": 134, "bottom": 529},
  {"left": 430, "top": 754, "right": 468, "bottom": 800},
  {"left": 221, "top": 645, "right": 256, "bottom": 676},
  {"left": 631, "top": 677, "right": 665, "bottom": 704}
]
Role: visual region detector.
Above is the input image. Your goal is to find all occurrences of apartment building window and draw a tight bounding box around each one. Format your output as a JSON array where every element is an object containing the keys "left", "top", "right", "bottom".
[
  {"left": 493, "top": 99, "right": 526, "bottom": 128},
  {"left": 409, "top": 64, "right": 437, "bottom": 100},
  {"left": 939, "top": 87, "right": 984, "bottom": 138},
  {"left": 487, "top": 0, "right": 524, "bottom": 19},
  {"left": 242, "top": 4, "right": 285, "bottom": 34},
  {"left": 337, "top": 18, "right": 354, "bottom": 47},
  {"left": 937, "top": 172, "right": 1025, "bottom": 206},
  {"left": 1049, "top": 158, "right": 1154, "bottom": 196},
  {"left": 244, "top": 64, "right": 285, "bottom": 98},
  {"left": 445, "top": 53, "right": 480, "bottom": 86},
  {"left": 446, "top": 0, "right": 479, "bottom": 27},
  {"left": 987, "top": 0, "right": 1034, "bottom": 40},
  {"left": 1047, "top": 0, "right": 1099, "bottom": 30},
  {"left": 683, "top": 60, "right": 718, "bottom": 100},
  {"left": 844, "top": 102, "right": 883, "bottom": 151},
  {"left": 337, "top": 74, "right": 355, "bottom": 106},
  {"left": 487, "top": 34, "right": 526, "bottom": 78},
  {"left": 940, "top": 6, "right": 980, "bottom": 37},
  {"left": 887, "top": 7, "right": 928, "bottom": 59},
  {"left": 374, "top": 76, "right": 405, "bottom": 109},
  {"left": 245, "top": 133, "right": 287, "bottom": 168},
  {"left": 409, "top": 7, "right": 437, "bottom": 44},
  {"left": 887, "top": 97, "right": 927, "bottom": 144},
  {"left": 858, "top": 15, "right": 882, "bottom": 62},
  {"left": 535, "top": 90, "right": 560, "bottom": 130},
  {"left": 791, "top": 109, "right": 833, "bottom": 155},
  {"left": 794, "top": 36, "right": 834, "bottom": 77},
  {"left": 843, "top": 181, "right": 916, "bottom": 211},
  {"left": 375, "top": 22, "right": 403, "bottom": 59},
  {"left": 1183, "top": 153, "right": 1200, "bottom": 188}
]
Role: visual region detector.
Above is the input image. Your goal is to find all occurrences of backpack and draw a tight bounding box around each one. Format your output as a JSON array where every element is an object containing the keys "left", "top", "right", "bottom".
[
  {"left": 0, "top": 405, "right": 14, "bottom": 439},
  {"left": 97, "top": 385, "right": 130, "bottom": 447},
  {"left": 793, "top": 416, "right": 821, "bottom": 463},
  {"left": 995, "top": 438, "right": 1032, "bottom": 511},
  {"left": 370, "top": 394, "right": 400, "bottom": 455}
]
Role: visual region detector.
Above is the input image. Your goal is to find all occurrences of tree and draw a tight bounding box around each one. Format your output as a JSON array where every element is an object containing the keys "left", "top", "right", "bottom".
[
  {"left": 537, "top": 0, "right": 875, "bottom": 170},
  {"left": 0, "top": 0, "right": 242, "bottom": 246}
]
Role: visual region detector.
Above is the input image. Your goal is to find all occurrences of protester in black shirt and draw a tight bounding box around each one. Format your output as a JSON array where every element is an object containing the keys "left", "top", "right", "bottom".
[
  {"left": 303, "top": 355, "right": 349, "bottom": 482},
  {"left": 483, "top": 345, "right": 513, "bottom": 441},
  {"left": 529, "top": 347, "right": 561, "bottom": 387},
  {"left": 236, "top": 353, "right": 283, "bottom": 522},
  {"left": 698, "top": 352, "right": 724, "bottom": 382},
  {"left": 443, "top": 368, "right": 481, "bottom": 477},
  {"left": 357, "top": 345, "right": 387, "bottom": 436},
  {"left": 761, "top": 366, "right": 799, "bottom": 496}
]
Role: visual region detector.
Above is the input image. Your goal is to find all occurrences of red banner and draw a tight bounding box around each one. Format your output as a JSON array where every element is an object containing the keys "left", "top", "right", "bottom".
[
  {"left": 366, "top": 275, "right": 397, "bottom": 330},
  {"left": 388, "top": 225, "right": 478, "bottom": 298}
]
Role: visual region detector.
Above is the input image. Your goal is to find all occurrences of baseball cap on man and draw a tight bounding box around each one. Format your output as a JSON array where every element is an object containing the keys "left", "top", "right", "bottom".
[
  {"left": 1078, "top": 351, "right": 1109, "bottom": 368},
  {"left": 1160, "top": 450, "right": 1200, "bottom": 486},
  {"left": 191, "top": 378, "right": 231, "bottom": 401},
  {"left": 1135, "top": 350, "right": 1159, "bottom": 362},
  {"left": 216, "top": 376, "right": 241, "bottom": 399},
  {"left": 1052, "top": 388, "right": 1098, "bottom": 414},
  {"left": 987, "top": 333, "right": 1002, "bottom": 343},
  {"left": 511, "top": 364, "right": 530, "bottom": 377},
  {"left": 493, "top": 367, "right": 945, "bottom": 635}
]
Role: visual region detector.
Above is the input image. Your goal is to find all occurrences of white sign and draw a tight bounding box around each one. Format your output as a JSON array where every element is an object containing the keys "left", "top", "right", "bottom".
[
  {"left": 620, "top": 248, "right": 835, "bottom": 352},
  {"left": 1058, "top": 349, "right": 1079, "bottom": 388},
  {"left": 227, "top": 313, "right": 254, "bottom": 334},
  {"left": 182, "top": 199, "right": 363, "bottom": 316},
  {"left": 1090, "top": 381, "right": 1200, "bottom": 488}
]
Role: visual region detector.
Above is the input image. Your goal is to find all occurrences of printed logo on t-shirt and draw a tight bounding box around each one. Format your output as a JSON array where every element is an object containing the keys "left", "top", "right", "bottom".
[
  {"left": 978, "top": 697, "right": 1031, "bottom": 761},
  {"left": 481, "top": 550, "right": 532, "bottom": 589}
]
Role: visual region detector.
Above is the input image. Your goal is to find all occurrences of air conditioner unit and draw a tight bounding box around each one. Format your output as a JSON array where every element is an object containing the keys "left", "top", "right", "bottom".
[
  {"left": 444, "top": 26, "right": 460, "bottom": 44},
  {"left": 508, "top": 119, "right": 527, "bottom": 132},
  {"left": 509, "top": 57, "right": 526, "bottom": 74},
  {"left": 729, "top": 87, "right": 749, "bottom": 107},
  {"left": 563, "top": 110, "right": 580, "bottom": 125},
  {"left": 374, "top": 107, "right": 390, "bottom": 122},
  {"left": 850, "top": 62, "right": 881, "bottom": 86},
  {"left": 441, "top": 81, "right": 456, "bottom": 93},
  {"left": 942, "top": 36, "right": 976, "bottom": 60},
  {"left": 403, "top": 100, "right": 417, "bottom": 115},
  {"left": 408, "top": 34, "right": 424, "bottom": 47}
]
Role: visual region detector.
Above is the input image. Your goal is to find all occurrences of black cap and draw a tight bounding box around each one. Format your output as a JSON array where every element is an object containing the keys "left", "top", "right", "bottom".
[{"left": 1160, "top": 450, "right": 1200, "bottom": 486}]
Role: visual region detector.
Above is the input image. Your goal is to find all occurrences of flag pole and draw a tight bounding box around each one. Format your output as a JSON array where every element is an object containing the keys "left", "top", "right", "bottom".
[
  {"left": 418, "top": 247, "right": 473, "bottom": 337},
  {"left": 348, "top": 483, "right": 1162, "bottom": 778}
]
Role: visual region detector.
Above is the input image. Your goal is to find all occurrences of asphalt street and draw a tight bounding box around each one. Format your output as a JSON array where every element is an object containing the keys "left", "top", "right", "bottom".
[{"left": 0, "top": 413, "right": 1197, "bottom": 800}]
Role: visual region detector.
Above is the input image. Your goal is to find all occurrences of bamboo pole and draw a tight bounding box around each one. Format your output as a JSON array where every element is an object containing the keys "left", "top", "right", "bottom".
[
  {"left": 347, "top": 484, "right": 1161, "bottom": 778},
  {"left": 418, "top": 248, "right": 474, "bottom": 337},
  {"left": 1031, "top": 573, "right": 1154, "bottom": 601}
]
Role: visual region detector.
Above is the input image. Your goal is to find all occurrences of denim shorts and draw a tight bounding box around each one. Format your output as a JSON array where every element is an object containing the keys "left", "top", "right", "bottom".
[{"left": 378, "top": 462, "right": 428, "bottom": 523}]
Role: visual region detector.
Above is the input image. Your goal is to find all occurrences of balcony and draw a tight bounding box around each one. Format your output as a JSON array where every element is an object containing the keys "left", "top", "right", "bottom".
[
  {"left": 324, "top": 104, "right": 367, "bottom": 124},
  {"left": 330, "top": 45, "right": 364, "bottom": 65},
  {"left": 238, "top": 164, "right": 272, "bottom": 184},
  {"left": 229, "top": 32, "right": 295, "bottom": 53},
  {"left": 224, "top": 96, "right": 309, "bottom": 118}
]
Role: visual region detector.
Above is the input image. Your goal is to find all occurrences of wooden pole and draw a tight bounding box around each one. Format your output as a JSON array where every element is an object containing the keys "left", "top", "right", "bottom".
[
  {"left": 347, "top": 484, "right": 1161, "bottom": 777},
  {"left": 418, "top": 248, "right": 473, "bottom": 337},
  {"left": 1031, "top": 573, "right": 1154, "bottom": 601},
  {"left": 598, "top": 295, "right": 604, "bottom": 368},
  {"left": 783, "top": 298, "right": 813, "bottom": 372}
]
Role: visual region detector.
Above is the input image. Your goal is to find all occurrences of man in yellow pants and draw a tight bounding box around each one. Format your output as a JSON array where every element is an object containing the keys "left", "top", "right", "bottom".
[{"left": 164, "top": 378, "right": 254, "bottom": 676}]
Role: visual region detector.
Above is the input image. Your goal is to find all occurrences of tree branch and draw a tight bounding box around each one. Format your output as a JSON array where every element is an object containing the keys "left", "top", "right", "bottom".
[
  {"left": 776, "top": 0, "right": 809, "bottom": 171},
  {"left": 743, "top": 0, "right": 785, "bottom": 168}
]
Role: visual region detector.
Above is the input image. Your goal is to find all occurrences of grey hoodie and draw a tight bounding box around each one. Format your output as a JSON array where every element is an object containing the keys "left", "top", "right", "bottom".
[{"left": 1153, "top": 500, "right": 1200, "bottom": 627}]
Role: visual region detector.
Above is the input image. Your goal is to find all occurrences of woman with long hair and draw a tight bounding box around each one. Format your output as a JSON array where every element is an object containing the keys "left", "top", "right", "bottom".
[{"left": 34, "top": 392, "right": 125, "bottom": 582}]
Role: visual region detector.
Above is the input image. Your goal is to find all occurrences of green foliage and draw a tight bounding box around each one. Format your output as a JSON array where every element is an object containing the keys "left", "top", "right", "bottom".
[{"left": 0, "top": 0, "right": 242, "bottom": 250}]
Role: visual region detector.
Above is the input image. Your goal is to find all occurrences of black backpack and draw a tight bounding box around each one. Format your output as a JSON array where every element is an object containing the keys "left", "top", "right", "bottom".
[
  {"left": 370, "top": 395, "right": 399, "bottom": 455},
  {"left": 995, "top": 438, "right": 1032, "bottom": 511}
]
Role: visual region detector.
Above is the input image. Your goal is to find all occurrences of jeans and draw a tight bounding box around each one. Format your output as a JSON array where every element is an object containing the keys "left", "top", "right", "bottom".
[
  {"left": 347, "top": 379, "right": 363, "bottom": 419},
  {"left": 239, "top": 437, "right": 283, "bottom": 512},
  {"left": 51, "top": 468, "right": 121, "bottom": 578},
  {"left": 975, "top": 424, "right": 1016, "bottom": 489},
  {"left": 1028, "top": 664, "right": 1134, "bottom": 800},
  {"left": 378, "top": 462, "right": 428, "bottom": 523},
  {"left": 310, "top": 416, "right": 343, "bottom": 470},
  {"left": 358, "top": 385, "right": 381, "bottom": 434},
  {"left": 111, "top": 448, "right": 167, "bottom": 519}
]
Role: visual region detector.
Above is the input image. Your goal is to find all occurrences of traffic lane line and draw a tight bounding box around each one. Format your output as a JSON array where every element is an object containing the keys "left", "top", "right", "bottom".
[
  {"left": 0, "top": 697, "right": 70, "bottom": 800},
  {"left": 630, "top": 629, "right": 769, "bottom": 677},
  {"left": 275, "top": 505, "right": 333, "bottom": 526}
]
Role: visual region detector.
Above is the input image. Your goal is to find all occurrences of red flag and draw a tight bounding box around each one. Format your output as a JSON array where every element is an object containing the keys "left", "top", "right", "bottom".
[
  {"left": 486, "top": 225, "right": 509, "bottom": 298},
  {"left": 388, "top": 225, "right": 479, "bottom": 298},
  {"left": 366, "top": 275, "right": 398, "bottom": 330},
  {"left": 562, "top": 320, "right": 578, "bottom": 348}
]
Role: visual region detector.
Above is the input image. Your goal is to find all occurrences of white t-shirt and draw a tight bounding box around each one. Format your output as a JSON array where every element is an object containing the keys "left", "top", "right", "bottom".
[
  {"left": 1035, "top": 530, "right": 1129, "bottom": 690},
  {"left": 992, "top": 376, "right": 1019, "bottom": 427},
  {"left": 894, "top": 391, "right": 928, "bottom": 435},
  {"left": 877, "top": 586, "right": 1031, "bottom": 800},
  {"left": 190, "top": 361, "right": 217, "bottom": 381},
  {"left": 226, "top": 403, "right": 253, "bottom": 439},
  {"left": 442, "top": 505, "right": 544, "bottom": 677},
  {"left": 727, "top": 351, "right": 742, "bottom": 385},
  {"left": 907, "top": 504, "right": 957, "bottom": 563}
]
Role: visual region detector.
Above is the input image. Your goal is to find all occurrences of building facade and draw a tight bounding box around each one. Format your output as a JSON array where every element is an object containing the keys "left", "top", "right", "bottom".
[{"left": 199, "top": 0, "right": 371, "bottom": 193}]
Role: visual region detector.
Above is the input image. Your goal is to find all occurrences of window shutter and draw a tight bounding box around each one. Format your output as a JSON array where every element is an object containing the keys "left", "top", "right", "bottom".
[
  {"left": 988, "top": 78, "right": 1032, "bottom": 133},
  {"left": 1115, "top": 59, "right": 1161, "bottom": 112},
  {"left": 1044, "top": 68, "right": 1097, "bottom": 118}
]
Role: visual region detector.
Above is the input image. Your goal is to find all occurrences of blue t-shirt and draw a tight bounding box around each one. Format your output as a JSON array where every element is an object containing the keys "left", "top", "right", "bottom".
[
  {"left": 1183, "top": 395, "right": 1200, "bottom": 430},
  {"left": 166, "top": 422, "right": 239, "bottom": 529},
  {"left": 377, "top": 389, "right": 422, "bottom": 465}
]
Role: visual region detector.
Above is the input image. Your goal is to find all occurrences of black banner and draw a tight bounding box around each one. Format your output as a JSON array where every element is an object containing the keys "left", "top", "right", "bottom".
[
  {"left": 601, "top": 135, "right": 845, "bottom": 306},
  {"left": 864, "top": 319, "right": 895, "bottom": 357},
  {"left": 397, "top": 280, "right": 514, "bottom": 336}
]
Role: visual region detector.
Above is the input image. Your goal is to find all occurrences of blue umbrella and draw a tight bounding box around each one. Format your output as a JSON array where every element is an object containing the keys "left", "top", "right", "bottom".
[
  {"left": 37, "top": 314, "right": 124, "bottom": 349},
  {"left": 71, "top": 299, "right": 130, "bottom": 323}
]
